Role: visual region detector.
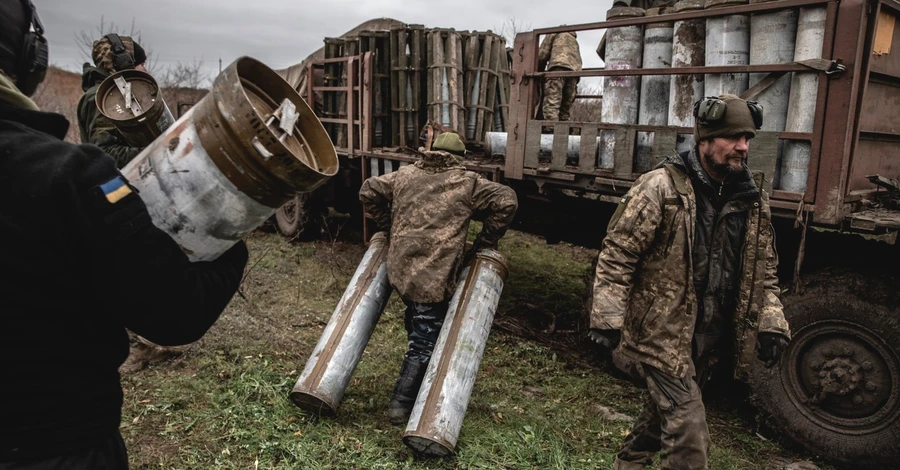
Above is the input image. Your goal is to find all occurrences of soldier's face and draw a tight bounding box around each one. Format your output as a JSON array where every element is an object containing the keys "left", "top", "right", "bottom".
[{"left": 699, "top": 135, "right": 750, "bottom": 181}]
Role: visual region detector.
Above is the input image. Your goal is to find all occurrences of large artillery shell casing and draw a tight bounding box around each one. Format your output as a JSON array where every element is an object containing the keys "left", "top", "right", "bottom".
[
  {"left": 122, "top": 57, "right": 339, "bottom": 261},
  {"left": 96, "top": 69, "right": 175, "bottom": 147},
  {"left": 403, "top": 249, "right": 510, "bottom": 457},
  {"left": 290, "top": 232, "right": 392, "bottom": 417}
]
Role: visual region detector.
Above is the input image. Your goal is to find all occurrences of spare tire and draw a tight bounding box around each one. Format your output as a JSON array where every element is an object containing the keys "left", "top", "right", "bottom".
[
  {"left": 275, "top": 192, "right": 326, "bottom": 240},
  {"left": 751, "top": 268, "right": 900, "bottom": 466}
]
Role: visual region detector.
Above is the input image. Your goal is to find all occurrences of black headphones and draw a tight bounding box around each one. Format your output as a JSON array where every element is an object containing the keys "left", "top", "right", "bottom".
[
  {"left": 104, "top": 33, "right": 135, "bottom": 71},
  {"left": 693, "top": 96, "right": 764, "bottom": 130},
  {"left": 16, "top": 0, "right": 49, "bottom": 96}
]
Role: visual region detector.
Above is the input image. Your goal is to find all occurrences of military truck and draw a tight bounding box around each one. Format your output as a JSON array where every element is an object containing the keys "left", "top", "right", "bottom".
[{"left": 277, "top": 0, "right": 899, "bottom": 465}]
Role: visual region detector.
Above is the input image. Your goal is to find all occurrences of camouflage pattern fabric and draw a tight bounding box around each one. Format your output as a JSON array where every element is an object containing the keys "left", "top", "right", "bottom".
[
  {"left": 91, "top": 36, "right": 136, "bottom": 74},
  {"left": 76, "top": 64, "right": 142, "bottom": 168},
  {"left": 538, "top": 32, "right": 583, "bottom": 71},
  {"left": 614, "top": 363, "right": 710, "bottom": 469},
  {"left": 359, "top": 150, "right": 518, "bottom": 303},
  {"left": 403, "top": 300, "right": 449, "bottom": 363},
  {"left": 591, "top": 151, "right": 790, "bottom": 380},
  {"left": 542, "top": 67, "right": 579, "bottom": 121}
]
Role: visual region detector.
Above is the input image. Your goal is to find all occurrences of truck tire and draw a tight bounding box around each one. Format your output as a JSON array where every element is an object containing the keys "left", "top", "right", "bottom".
[
  {"left": 275, "top": 192, "right": 325, "bottom": 240},
  {"left": 751, "top": 268, "right": 900, "bottom": 466}
]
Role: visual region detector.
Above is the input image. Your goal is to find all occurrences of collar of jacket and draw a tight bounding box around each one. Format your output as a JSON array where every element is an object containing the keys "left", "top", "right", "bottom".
[
  {"left": 415, "top": 150, "right": 465, "bottom": 173},
  {"left": 81, "top": 63, "right": 111, "bottom": 92},
  {"left": 671, "top": 149, "right": 760, "bottom": 202},
  {"left": 0, "top": 100, "right": 70, "bottom": 140}
]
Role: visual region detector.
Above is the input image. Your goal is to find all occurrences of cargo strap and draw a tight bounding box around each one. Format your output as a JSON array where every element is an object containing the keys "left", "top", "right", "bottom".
[{"left": 740, "top": 59, "right": 846, "bottom": 101}]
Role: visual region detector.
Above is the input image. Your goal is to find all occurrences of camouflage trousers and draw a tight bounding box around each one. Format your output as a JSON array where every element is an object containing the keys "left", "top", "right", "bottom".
[
  {"left": 403, "top": 299, "right": 450, "bottom": 363},
  {"left": 613, "top": 362, "right": 710, "bottom": 470},
  {"left": 542, "top": 67, "right": 579, "bottom": 122}
]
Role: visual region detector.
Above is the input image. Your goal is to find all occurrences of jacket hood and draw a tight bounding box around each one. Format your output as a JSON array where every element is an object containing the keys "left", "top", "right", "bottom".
[
  {"left": 81, "top": 63, "right": 110, "bottom": 92},
  {"left": 415, "top": 150, "right": 465, "bottom": 173}
]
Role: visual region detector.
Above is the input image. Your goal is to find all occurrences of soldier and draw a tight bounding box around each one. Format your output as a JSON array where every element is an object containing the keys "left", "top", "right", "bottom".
[
  {"left": 537, "top": 31, "right": 582, "bottom": 124},
  {"left": 590, "top": 95, "right": 791, "bottom": 469},
  {"left": 76, "top": 34, "right": 188, "bottom": 373},
  {"left": 359, "top": 132, "right": 518, "bottom": 425},
  {"left": 0, "top": 2, "right": 247, "bottom": 467},
  {"left": 76, "top": 33, "right": 147, "bottom": 168}
]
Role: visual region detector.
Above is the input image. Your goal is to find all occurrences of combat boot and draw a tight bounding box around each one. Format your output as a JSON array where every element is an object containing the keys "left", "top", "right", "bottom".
[{"left": 387, "top": 358, "right": 427, "bottom": 425}]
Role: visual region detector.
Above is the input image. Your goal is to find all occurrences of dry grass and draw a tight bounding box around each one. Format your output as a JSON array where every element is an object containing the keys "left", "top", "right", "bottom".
[{"left": 118, "top": 225, "right": 825, "bottom": 469}]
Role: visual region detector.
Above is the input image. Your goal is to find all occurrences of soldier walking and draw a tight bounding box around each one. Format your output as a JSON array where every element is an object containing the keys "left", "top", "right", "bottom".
[
  {"left": 590, "top": 94, "right": 791, "bottom": 469},
  {"left": 538, "top": 31, "right": 582, "bottom": 124},
  {"left": 359, "top": 132, "right": 518, "bottom": 425}
]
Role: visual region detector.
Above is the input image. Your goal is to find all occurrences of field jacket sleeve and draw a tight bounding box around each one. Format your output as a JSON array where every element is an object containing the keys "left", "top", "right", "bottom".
[
  {"left": 591, "top": 173, "right": 666, "bottom": 329},
  {"left": 359, "top": 172, "right": 397, "bottom": 230},
  {"left": 471, "top": 177, "right": 518, "bottom": 249},
  {"left": 756, "top": 208, "right": 790, "bottom": 338}
]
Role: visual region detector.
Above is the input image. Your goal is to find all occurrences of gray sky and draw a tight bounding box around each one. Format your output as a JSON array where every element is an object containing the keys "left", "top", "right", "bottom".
[{"left": 36, "top": 0, "right": 612, "bottom": 88}]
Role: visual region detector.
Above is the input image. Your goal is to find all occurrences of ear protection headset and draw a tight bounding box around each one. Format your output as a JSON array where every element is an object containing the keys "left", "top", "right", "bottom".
[
  {"left": 693, "top": 96, "right": 764, "bottom": 130},
  {"left": 104, "top": 33, "right": 135, "bottom": 71},
  {"left": 16, "top": 0, "right": 49, "bottom": 96}
]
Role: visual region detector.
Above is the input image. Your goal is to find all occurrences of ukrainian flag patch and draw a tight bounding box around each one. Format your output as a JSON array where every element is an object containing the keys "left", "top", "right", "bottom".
[{"left": 100, "top": 176, "right": 132, "bottom": 204}]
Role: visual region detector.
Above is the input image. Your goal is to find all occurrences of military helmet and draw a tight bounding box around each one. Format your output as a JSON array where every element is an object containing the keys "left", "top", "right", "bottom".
[{"left": 432, "top": 132, "right": 466, "bottom": 156}]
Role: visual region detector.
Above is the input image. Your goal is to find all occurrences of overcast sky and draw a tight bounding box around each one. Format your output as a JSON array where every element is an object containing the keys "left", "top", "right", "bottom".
[{"left": 35, "top": 0, "right": 612, "bottom": 88}]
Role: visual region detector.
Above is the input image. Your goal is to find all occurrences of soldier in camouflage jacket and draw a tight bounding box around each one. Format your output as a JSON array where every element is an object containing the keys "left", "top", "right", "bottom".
[
  {"left": 590, "top": 95, "right": 790, "bottom": 469},
  {"left": 359, "top": 132, "right": 517, "bottom": 425},
  {"left": 76, "top": 35, "right": 147, "bottom": 168},
  {"left": 538, "top": 32, "right": 582, "bottom": 122}
]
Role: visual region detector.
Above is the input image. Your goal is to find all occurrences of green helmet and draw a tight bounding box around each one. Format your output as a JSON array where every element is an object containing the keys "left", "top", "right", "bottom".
[{"left": 432, "top": 132, "right": 466, "bottom": 156}]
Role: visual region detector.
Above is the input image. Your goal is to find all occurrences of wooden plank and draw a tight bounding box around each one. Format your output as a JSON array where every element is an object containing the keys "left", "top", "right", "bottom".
[
  {"left": 525, "top": 120, "right": 543, "bottom": 169},
  {"left": 412, "top": 26, "right": 427, "bottom": 141},
  {"left": 748, "top": 131, "right": 778, "bottom": 194},
  {"left": 652, "top": 128, "right": 678, "bottom": 165},
  {"left": 551, "top": 122, "right": 569, "bottom": 171},
  {"left": 579, "top": 126, "right": 599, "bottom": 172},
  {"left": 464, "top": 32, "right": 479, "bottom": 140},
  {"left": 613, "top": 128, "right": 636, "bottom": 178},
  {"left": 390, "top": 28, "right": 401, "bottom": 146},
  {"left": 505, "top": 32, "right": 536, "bottom": 179}
]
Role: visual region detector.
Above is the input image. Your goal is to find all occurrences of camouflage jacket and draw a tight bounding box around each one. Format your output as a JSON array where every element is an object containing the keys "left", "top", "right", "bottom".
[
  {"left": 76, "top": 64, "right": 142, "bottom": 168},
  {"left": 538, "top": 32, "right": 583, "bottom": 72},
  {"left": 359, "top": 151, "right": 518, "bottom": 303},
  {"left": 591, "top": 155, "right": 789, "bottom": 380}
]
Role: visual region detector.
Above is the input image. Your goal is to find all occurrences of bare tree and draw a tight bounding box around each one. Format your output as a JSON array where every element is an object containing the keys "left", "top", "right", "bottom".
[
  {"left": 160, "top": 60, "right": 210, "bottom": 90},
  {"left": 496, "top": 17, "right": 532, "bottom": 47}
]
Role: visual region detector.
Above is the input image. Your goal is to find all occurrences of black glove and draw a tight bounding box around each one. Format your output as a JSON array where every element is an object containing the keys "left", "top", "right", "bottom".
[
  {"left": 588, "top": 328, "right": 621, "bottom": 352},
  {"left": 756, "top": 332, "right": 790, "bottom": 368}
]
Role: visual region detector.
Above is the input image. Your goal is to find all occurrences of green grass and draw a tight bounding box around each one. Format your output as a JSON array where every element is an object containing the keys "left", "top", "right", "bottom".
[{"left": 121, "top": 229, "right": 819, "bottom": 469}]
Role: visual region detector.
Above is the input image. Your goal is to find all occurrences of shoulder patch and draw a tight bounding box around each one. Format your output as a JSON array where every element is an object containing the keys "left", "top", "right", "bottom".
[{"left": 99, "top": 176, "right": 133, "bottom": 204}]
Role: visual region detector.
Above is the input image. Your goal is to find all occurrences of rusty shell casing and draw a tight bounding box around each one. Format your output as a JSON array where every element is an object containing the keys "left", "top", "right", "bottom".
[
  {"left": 290, "top": 232, "right": 392, "bottom": 417},
  {"left": 121, "top": 57, "right": 338, "bottom": 261},
  {"left": 96, "top": 69, "right": 175, "bottom": 147},
  {"left": 403, "top": 249, "right": 509, "bottom": 457}
]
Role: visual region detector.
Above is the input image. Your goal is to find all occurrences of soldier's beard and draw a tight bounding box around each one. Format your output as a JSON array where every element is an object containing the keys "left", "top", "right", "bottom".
[{"left": 702, "top": 149, "right": 746, "bottom": 181}]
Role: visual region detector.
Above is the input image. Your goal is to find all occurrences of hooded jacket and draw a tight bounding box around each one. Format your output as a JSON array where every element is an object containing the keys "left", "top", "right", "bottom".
[{"left": 591, "top": 150, "right": 790, "bottom": 380}]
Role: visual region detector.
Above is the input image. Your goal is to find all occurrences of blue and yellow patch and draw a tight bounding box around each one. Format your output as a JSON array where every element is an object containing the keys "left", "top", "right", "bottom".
[{"left": 100, "top": 176, "right": 133, "bottom": 204}]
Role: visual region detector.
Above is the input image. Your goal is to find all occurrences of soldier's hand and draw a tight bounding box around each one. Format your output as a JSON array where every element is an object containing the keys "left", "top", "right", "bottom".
[
  {"left": 756, "top": 332, "right": 790, "bottom": 368},
  {"left": 588, "top": 328, "right": 621, "bottom": 352}
]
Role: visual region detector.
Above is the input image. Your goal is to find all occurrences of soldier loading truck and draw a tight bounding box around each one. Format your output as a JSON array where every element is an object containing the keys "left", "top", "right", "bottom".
[{"left": 276, "top": 0, "right": 900, "bottom": 465}]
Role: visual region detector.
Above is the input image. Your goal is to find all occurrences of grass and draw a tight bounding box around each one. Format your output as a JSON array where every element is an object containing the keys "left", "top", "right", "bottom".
[{"left": 121, "top": 225, "right": 823, "bottom": 469}]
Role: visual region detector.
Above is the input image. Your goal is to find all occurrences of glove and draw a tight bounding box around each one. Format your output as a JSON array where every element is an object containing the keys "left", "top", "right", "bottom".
[
  {"left": 756, "top": 332, "right": 790, "bottom": 368},
  {"left": 588, "top": 328, "right": 621, "bottom": 352}
]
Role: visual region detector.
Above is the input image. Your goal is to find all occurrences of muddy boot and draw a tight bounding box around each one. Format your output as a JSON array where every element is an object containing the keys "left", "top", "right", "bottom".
[{"left": 387, "top": 359, "right": 427, "bottom": 425}]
